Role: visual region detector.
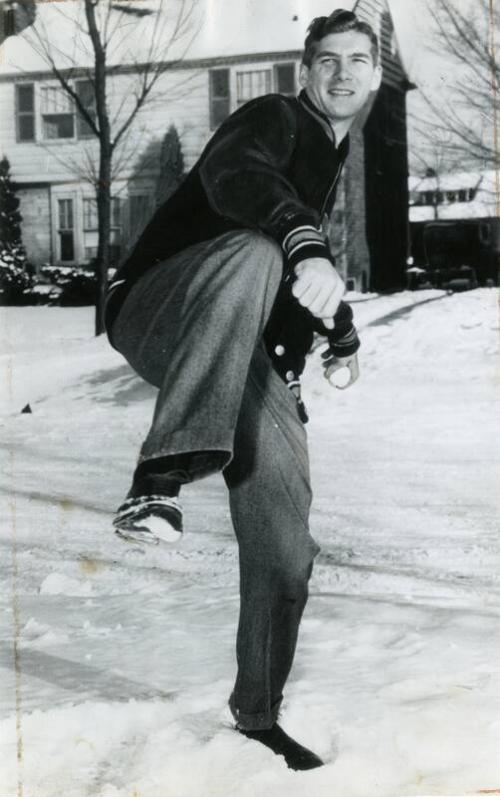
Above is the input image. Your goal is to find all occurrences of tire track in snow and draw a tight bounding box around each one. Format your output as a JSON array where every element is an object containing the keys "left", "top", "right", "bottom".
[{"left": 0, "top": 643, "right": 176, "bottom": 704}]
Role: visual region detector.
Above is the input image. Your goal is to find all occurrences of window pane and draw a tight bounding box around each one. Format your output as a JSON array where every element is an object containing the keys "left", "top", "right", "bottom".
[
  {"left": 18, "top": 115, "right": 35, "bottom": 142},
  {"left": 17, "top": 84, "right": 34, "bottom": 112},
  {"left": 83, "top": 198, "right": 98, "bottom": 229},
  {"left": 236, "top": 70, "right": 271, "bottom": 105},
  {"left": 85, "top": 246, "right": 98, "bottom": 262},
  {"left": 111, "top": 197, "right": 122, "bottom": 228},
  {"left": 41, "top": 85, "right": 73, "bottom": 114},
  {"left": 58, "top": 199, "right": 74, "bottom": 230},
  {"left": 59, "top": 231, "right": 74, "bottom": 261},
  {"left": 275, "top": 63, "right": 295, "bottom": 95},
  {"left": 43, "top": 114, "right": 74, "bottom": 139}
]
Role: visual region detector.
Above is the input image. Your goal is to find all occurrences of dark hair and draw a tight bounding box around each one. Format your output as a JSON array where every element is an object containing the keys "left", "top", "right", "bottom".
[{"left": 302, "top": 9, "right": 379, "bottom": 67}]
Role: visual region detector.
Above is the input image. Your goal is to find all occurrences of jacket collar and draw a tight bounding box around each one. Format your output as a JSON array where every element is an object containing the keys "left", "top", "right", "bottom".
[{"left": 298, "top": 89, "right": 350, "bottom": 156}]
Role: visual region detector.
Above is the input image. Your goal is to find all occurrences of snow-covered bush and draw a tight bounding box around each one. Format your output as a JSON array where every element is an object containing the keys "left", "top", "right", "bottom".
[
  {"left": 40, "top": 265, "right": 97, "bottom": 306},
  {"left": 0, "top": 157, "right": 34, "bottom": 304},
  {"left": 0, "top": 246, "right": 33, "bottom": 304}
]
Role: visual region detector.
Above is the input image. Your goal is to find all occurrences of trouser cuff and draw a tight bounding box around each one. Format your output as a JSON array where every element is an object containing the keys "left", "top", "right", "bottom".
[{"left": 229, "top": 692, "right": 283, "bottom": 731}]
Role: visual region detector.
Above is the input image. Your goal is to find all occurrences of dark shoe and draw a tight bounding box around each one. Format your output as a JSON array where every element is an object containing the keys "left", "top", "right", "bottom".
[
  {"left": 113, "top": 495, "right": 183, "bottom": 545},
  {"left": 238, "top": 723, "right": 324, "bottom": 771}
]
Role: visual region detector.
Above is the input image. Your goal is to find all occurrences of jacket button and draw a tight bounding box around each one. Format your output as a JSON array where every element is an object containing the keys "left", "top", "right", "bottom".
[
  {"left": 286, "top": 370, "right": 295, "bottom": 381},
  {"left": 274, "top": 344, "right": 285, "bottom": 356}
]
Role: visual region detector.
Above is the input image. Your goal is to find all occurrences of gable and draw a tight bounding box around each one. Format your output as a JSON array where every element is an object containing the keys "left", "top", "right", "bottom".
[{"left": 355, "top": 0, "right": 410, "bottom": 90}]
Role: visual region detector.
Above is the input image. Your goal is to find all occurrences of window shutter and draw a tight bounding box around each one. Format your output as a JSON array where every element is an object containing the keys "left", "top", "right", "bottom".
[
  {"left": 76, "top": 79, "right": 97, "bottom": 139},
  {"left": 274, "top": 63, "right": 296, "bottom": 96},
  {"left": 16, "top": 84, "right": 36, "bottom": 142},
  {"left": 209, "top": 69, "right": 230, "bottom": 129}
]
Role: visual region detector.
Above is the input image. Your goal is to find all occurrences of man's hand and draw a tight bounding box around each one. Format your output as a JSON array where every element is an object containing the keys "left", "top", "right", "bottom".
[
  {"left": 291, "top": 257, "right": 345, "bottom": 330},
  {"left": 321, "top": 350, "right": 360, "bottom": 390}
]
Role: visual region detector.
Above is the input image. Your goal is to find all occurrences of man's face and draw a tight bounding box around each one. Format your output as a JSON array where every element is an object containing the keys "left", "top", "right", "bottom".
[{"left": 299, "top": 30, "right": 382, "bottom": 124}]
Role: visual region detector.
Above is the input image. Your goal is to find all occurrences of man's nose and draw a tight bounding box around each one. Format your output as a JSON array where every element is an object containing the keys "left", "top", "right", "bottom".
[{"left": 335, "top": 60, "right": 352, "bottom": 80}]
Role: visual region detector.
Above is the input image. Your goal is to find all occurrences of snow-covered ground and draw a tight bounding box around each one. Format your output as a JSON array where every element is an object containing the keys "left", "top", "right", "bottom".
[{"left": 1, "top": 289, "right": 499, "bottom": 797}]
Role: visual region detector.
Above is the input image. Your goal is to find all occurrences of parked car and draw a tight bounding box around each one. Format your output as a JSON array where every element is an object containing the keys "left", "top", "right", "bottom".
[{"left": 441, "top": 265, "right": 478, "bottom": 292}]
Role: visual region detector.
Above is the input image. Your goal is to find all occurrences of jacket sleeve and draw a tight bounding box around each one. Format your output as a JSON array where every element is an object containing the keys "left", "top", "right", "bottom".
[{"left": 199, "top": 95, "right": 331, "bottom": 269}]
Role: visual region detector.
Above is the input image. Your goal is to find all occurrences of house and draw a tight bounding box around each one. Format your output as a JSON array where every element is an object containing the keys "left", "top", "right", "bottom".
[
  {"left": 0, "top": 0, "right": 416, "bottom": 291},
  {"left": 409, "top": 171, "right": 500, "bottom": 285}
]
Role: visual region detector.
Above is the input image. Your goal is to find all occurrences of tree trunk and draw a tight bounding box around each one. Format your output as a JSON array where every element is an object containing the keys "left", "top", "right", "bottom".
[
  {"left": 95, "top": 145, "right": 112, "bottom": 335},
  {"left": 85, "top": 0, "right": 112, "bottom": 336}
]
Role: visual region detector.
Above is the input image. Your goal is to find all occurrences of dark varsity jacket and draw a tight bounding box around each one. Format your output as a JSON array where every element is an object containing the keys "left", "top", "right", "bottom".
[{"left": 106, "top": 89, "right": 360, "bottom": 392}]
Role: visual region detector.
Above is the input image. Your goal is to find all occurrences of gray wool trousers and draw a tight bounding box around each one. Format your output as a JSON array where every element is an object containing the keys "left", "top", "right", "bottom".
[{"left": 110, "top": 230, "right": 320, "bottom": 730}]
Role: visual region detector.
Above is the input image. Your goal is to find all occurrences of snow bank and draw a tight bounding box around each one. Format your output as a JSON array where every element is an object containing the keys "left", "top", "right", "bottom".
[{"left": 1, "top": 290, "right": 499, "bottom": 796}]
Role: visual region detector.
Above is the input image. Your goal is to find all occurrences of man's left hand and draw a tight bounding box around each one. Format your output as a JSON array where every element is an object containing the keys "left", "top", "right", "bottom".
[{"left": 321, "top": 350, "right": 360, "bottom": 390}]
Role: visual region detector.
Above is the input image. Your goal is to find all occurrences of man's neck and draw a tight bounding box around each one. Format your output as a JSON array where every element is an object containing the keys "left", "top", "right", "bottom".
[
  {"left": 300, "top": 89, "right": 353, "bottom": 146},
  {"left": 329, "top": 120, "right": 352, "bottom": 145}
]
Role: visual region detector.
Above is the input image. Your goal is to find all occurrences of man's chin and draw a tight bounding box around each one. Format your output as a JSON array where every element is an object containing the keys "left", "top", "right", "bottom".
[{"left": 323, "top": 97, "right": 366, "bottom": 120}]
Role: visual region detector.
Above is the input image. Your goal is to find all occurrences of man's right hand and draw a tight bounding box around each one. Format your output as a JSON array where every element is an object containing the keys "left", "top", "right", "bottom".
[{"left": 291, "top": 257, "right": 345, "bottom": 330}]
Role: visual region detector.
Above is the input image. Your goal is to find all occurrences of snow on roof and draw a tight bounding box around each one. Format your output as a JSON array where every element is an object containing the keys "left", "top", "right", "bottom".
[
  {"left": 409, "top": 170, "right": 499, "bottom": 222},
  {"left": 409, "top": 171, "right": 487, "bottom": 192},
  {"left": 0, "top": 0, "right": 412, "bottom": 78}
]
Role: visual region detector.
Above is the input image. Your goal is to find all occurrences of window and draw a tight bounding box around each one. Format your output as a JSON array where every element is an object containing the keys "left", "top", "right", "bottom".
[
  {"left": 274, "top": 63, "right": 296, "bottom": 96},
  {"left": 209, "top": 62, "right": 297, "bottom": 127},
  {"left": 209, "top": 69, "right": 230, "bottom": 129},
  {"left": 236, "top": 69, "right": 272, "bottom": 106},
  {"left": 57, "top": 199, "right": 75, "bottom": 262},
  {"left": 75, "top": 79, "right": 96, "bottom": 139},
  {"left": 446, "top": 191, "right": 456, "bottom": 203},
  {"left": 41, "top": 85, "right": 74, "bottom": 139},
  {"left": 82, "top": 196, "right": 122, "bottom": 263},
  {"left": 458, "top": 189, "right": 467, "bottom": 202},
  {"left": 16, "top": 84, "right": 35, "bottom": 142},
  {"left": 424, "top": 191, "right": 434, "bottom": 205}
]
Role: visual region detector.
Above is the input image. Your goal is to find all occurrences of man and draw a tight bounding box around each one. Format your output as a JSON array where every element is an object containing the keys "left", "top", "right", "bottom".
[{"left": 105, "top": 9, "right": 382, "bottom": 771}]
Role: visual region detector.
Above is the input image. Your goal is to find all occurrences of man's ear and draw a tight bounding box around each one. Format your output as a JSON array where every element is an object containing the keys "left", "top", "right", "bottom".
[
  {"left": 298, "top": 63, "right": 309, "bottom": 89},
  {"left": 370, "top": 64, "right": 383, "bottom": 92}
]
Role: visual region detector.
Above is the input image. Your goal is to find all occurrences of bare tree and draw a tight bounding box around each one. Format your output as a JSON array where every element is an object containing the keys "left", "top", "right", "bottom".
[
  {"left": 422, "top": 0, "right": 499, "bottom": 170},
  {"left": 23, "top": 0, "right": 199, "bottom": 334}
]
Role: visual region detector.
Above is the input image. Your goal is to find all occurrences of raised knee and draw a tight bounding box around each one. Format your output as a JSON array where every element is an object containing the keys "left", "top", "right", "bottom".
[{"left": 230, "top": 231, "right": 283, "bottom": 271}]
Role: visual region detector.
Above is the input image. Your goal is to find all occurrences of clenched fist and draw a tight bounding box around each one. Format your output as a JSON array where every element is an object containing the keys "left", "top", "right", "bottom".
[{"left": 291, "top": 257, "right": 345, "bottom": 329}]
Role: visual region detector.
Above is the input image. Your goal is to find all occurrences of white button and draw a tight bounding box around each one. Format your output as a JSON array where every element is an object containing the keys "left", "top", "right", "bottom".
[
  {"left": 274, "top": 345, "right": 285, "bottom": 356},
  {"left": 286, "top": 370, "right": 295, "bottom": 381}
]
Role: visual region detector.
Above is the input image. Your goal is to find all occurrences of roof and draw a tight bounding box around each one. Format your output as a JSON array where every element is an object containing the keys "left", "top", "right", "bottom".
[{"left": 0, "top": 0, "right": 415, "bottom": 81}]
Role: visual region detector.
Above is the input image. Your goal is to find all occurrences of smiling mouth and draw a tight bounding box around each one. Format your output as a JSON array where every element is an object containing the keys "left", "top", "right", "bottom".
[{"left": 328, "top": 88, "right": 355, "bottom": 96}]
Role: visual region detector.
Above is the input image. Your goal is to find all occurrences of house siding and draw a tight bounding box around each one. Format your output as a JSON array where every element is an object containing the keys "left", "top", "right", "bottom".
[
  {"left": 1, "top": 7, "right": 412, "bottom": 287},
  {"left": 18, "top": 184, "right": 51, "bottom": 267}
]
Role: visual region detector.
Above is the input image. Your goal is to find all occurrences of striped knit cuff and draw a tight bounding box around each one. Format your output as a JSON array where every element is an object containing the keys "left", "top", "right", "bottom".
[
  {"left": 282, "top": 225, "right": 330, "bottom": 270},
  {"left": 328, "top": 325, "right": 360, "bottom": 358}
]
